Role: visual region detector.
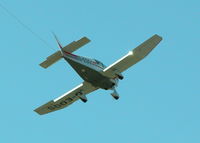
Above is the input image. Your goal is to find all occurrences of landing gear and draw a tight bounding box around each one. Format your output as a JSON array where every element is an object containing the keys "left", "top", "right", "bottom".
[
  {"left": 76, "top": 91, "right": 88, "bottom": 103},
  {"left": 117, "top": 74, "right": 124, "bottom": 80},
  {"left": 112, "top": 83, "right": 115, "bottom": 86},
  {"left": 111, "top": 94, "right": 119, "bottom": 100},
  {"left": 111, "top": 88, "right": 119, "bottom": 100},
  {"left": 113, "top": 69, "right": 124, "bottom": 80},
  {"left": 80, "top": 97, "right": 87, "bottom": 103}
]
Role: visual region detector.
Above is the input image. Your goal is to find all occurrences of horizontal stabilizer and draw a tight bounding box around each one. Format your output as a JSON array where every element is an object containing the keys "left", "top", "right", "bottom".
[{"left": 40, "top": 37, "right": 90, "bottom": 68}]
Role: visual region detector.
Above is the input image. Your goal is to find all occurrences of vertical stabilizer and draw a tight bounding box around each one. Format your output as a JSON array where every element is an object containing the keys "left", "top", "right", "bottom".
[{"left": 52, "top": 33, "right": 64, "bottom": 55}]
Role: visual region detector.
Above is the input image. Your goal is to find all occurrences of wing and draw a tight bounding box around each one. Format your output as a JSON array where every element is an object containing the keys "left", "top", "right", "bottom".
[
  {"left": 40, "top": 37, "right": 90, "bottom": 68},
  {"left": 103, "top": 34, "right": 162, "bottom": 78},
  {"left": 34, "top": 81, "right": 98, "bottom": 115}
]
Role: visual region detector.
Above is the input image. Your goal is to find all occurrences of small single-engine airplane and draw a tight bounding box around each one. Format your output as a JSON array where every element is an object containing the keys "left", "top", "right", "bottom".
[{"left": 34, "top": 34, "right": 162, "bottom": 115}]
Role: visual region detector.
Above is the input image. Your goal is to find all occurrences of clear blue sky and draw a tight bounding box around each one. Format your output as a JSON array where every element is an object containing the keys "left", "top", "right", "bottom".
[{"left": 0, "top": 0, "right": 199, "bottom": 142}]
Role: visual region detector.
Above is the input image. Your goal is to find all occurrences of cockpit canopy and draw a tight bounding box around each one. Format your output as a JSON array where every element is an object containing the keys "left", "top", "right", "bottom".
[{"left": 94, "top": 59, "right": 106, "bottom": 68}]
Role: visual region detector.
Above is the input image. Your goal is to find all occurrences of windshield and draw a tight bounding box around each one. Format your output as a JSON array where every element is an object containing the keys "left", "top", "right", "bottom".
[{"left": 94, "top": 59, "right": 105, "bottom": 68}]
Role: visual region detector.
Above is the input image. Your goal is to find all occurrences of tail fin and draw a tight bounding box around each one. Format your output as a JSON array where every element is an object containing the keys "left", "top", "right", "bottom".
[
  {"left": 39, "top": 36, "right": 91, "bottom": 69},
  {"left": 52, "top": 33, "right": 64, "bottom": 55}
]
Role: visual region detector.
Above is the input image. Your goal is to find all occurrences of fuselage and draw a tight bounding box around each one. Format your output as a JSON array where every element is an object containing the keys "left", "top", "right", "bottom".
[{"left": 63, "top": 51, "right": 118, "bottom": 89}]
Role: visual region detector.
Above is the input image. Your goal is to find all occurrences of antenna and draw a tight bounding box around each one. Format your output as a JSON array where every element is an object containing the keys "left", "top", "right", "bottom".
[{"left": 0, "top": 2, "right": 54, "bottom": 51}]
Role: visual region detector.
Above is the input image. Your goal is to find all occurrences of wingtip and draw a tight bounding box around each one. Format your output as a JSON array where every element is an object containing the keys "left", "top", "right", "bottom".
[
  {"left": 153, "top": 34, "right": 163, "bottom": 41},
  {"left": 34, "top": 109, "right": 43, "bottom": 115}
]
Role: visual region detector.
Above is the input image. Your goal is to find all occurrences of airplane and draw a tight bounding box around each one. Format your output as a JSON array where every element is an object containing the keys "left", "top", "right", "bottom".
[{"left": 34, "top": 34, "right": 162, "bottom": 115}]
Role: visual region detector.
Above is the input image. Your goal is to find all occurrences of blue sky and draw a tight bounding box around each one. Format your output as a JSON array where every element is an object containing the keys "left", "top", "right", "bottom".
[{"left": 0, "top": 0, "right": 200, "bottom": 142}]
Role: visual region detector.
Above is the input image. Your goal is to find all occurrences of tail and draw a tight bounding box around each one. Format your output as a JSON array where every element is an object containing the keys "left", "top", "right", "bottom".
[
  {"left": 52, "top": 32, "right": 64, "bottom": 55},
  {"left": 39, "top": 35, "right": 90, "bottom": 68}
]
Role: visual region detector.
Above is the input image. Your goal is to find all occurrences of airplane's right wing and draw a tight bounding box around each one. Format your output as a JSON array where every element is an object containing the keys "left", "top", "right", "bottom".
[
  {"left": 34, "top": 81, "right": 98, "bottom": 115},
  {"left": 102, "top": 34, "right": 162, "bottom": 78},
  {"left": 40, "top": 37, "right": 90, "bottom": 68}
]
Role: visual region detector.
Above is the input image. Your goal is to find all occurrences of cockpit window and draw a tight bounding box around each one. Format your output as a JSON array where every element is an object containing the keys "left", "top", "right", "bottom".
[
  {"left": 94, "top": 59, "right": 105, "bottom": 67},
  {"left": 95, "top": 60, "right": 100, "bottom": 64}
]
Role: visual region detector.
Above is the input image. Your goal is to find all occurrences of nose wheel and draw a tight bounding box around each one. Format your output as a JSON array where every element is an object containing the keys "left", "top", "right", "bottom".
[{"left": 111, "top": 88, "right": 119, "bottom": 100}]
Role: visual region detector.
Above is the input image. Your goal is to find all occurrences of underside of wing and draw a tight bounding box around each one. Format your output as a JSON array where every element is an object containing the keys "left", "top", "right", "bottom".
[
  {"left": 103, "top": 34, "right": 162, "bottom": 78},
  {"left": 34, "top": 82, "right": 97, "bottom": 115}
]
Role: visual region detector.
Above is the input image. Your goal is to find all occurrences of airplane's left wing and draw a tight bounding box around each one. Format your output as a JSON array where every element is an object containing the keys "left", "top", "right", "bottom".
[
  {"left": 102, "top": 34, "right": 162, "bottom": 78},
  {"left": 34, "top": 81, "right": 98, "bottom": 115}
]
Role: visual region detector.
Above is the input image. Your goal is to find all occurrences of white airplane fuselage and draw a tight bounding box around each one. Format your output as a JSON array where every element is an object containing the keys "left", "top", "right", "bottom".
[{"left": 63, "top": 51, "right": 119, "bottom": 90}]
